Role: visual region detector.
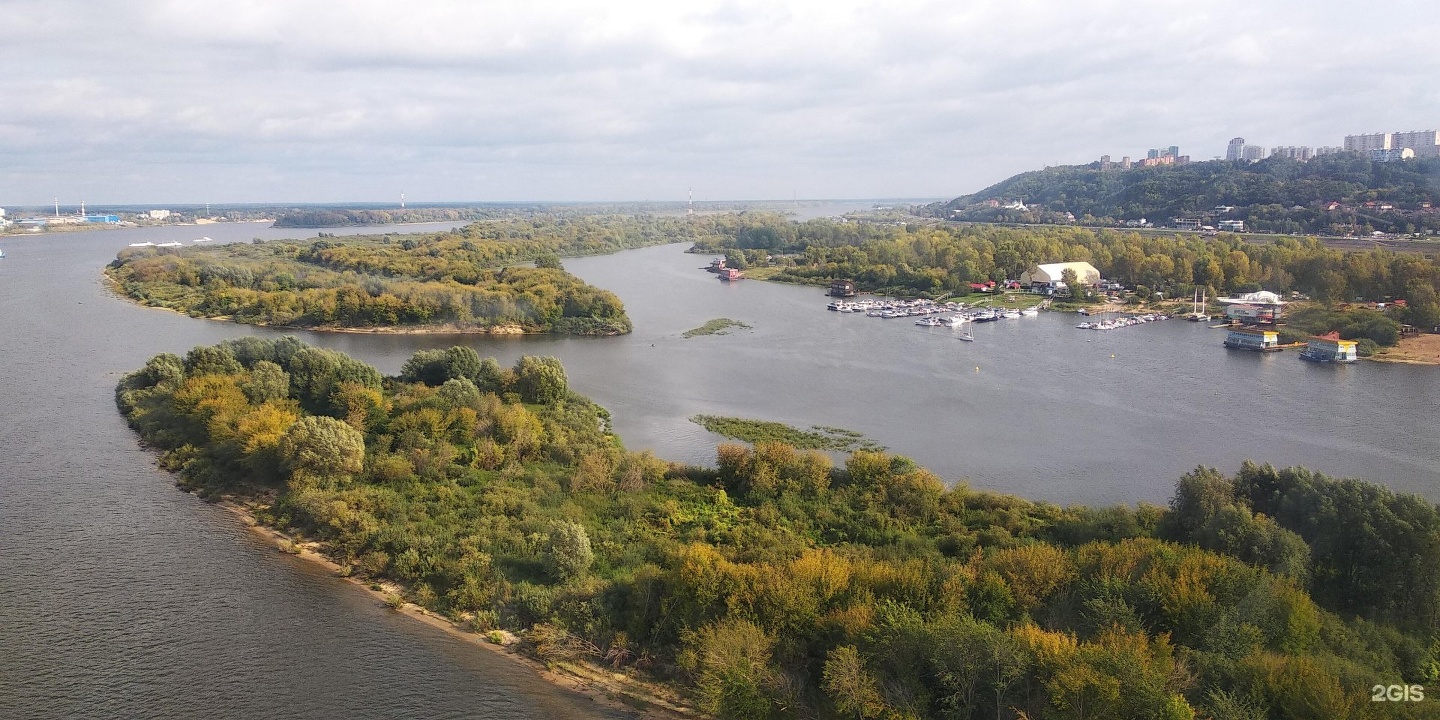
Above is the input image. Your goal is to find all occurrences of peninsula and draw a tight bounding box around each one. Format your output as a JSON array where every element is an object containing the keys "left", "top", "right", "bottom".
[{"left": 119, "top": 337, "right": 1440, "bottom": 720}]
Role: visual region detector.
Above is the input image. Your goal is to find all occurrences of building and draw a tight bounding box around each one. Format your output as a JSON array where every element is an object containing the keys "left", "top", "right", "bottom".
[
  {"left": 1345, "top": 133, "right": 1392, "bottom": 152},
  {"left": 829, "top": 279, "right": 856, "bottom": 297},
  {"left": 1175, "top": 218, "right": 1203, "bottom": 231},
  {"left": 1370, "top": 148, "right": 1415, "bottom": 162},
  {"left": 1241, "top": 145, "right": 1266, "bottom": 161},
  {"left": 1224, "top": 328, "right": 1280, "bottom": 351},
  {"left": 1271, "top": 146, "right": 1313, "bottom": 161},
  {"left": 147, "top": 209, "right": 171, "bottom": 220},
  {"left": 1300, "top": 332, "right": 1358, "bottom": 363},
  {"left": 1120, "top": 156, "right": 1132, "bottom": 170},
  {"left": 1226, "top": 137, "right": 1245, "bottom": 161},
  {"left": 1019, "top": 261, "right": 1100, "bottom": 288},
  {"left": 1390, "top": 130, "right": 1440, "bottom": 157},
  {"left": 1314, "top": 146, "right": 1344, "bottom": 156},
  {"left": 1217, "top": 219, "right": 1245, "bottom": 232}
]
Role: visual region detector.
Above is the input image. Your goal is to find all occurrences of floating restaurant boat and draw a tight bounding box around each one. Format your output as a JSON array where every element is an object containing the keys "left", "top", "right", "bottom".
[
  {"left": 1224, "top": 327, "right": 1281, "bottom": 351},
  {"left": 1299, "top": 332, "right": 1358, "bottom": 363}
]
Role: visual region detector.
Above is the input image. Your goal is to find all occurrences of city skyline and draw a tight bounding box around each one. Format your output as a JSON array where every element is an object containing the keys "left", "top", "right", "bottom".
[{"left": 2, "top": 0, "right": 1437, "bottom": 205}]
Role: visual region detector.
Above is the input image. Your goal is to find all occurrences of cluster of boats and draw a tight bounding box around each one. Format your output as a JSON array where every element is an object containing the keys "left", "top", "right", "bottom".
[{"left": 1075, "top": 313, "right": 1170, "bottom": 331}]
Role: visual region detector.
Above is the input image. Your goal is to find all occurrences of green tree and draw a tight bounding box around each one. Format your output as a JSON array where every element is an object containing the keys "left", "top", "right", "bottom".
[
  {"left": 514, "top": 356, "right": 567, "bottom": 404},
  {"left": 277, "top": 415, "right": 365, "bottom": 480},
  {"left": 546, "top": 520, "right": 594, "bottom": 581},
  {"left": 242, "top": 360, "right": 291, "bottom": 405}
]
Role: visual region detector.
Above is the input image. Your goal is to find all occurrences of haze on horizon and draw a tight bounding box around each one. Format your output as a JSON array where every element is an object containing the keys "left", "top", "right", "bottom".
[{"left": 1, "top": 0, "right": 1435, "bottom": 206}]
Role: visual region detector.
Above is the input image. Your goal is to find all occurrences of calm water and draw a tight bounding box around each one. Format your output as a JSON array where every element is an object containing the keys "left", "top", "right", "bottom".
[{"left": 2, "top": 217, "right": 1437, "bottom": 716}]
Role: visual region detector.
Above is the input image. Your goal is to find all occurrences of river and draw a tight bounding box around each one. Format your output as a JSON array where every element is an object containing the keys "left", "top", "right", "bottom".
[{"left": 2, "top": 215, "right": 1437, "bottom": 716}]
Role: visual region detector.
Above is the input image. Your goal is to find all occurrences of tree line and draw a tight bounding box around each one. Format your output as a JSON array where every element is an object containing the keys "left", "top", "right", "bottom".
[{"left": 118, "top": 338, "right": 1440, "bottom": 719}]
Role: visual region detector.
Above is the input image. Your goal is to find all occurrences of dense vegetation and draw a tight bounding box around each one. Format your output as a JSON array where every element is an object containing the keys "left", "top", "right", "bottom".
[
  {"left": 107, "top": 215, "right": 748, "bottom": 335},
  {"left": 683, "top": 318, "right": 753, "bottom": 338},
  {"left": 690, "top": 415, "right": 882, "bottom": 452},
  {"left": 119, "top": 338, "right": 1440, "bottom": 719},
  {"left": 927, "top": 154, "right": 1440, "bottom": 235},
  {"left": 692, "top": 219, "right": 1440, "bottom": 335},
  {"left": 272, "top": 207, "right": 504, "bottom": 227}
]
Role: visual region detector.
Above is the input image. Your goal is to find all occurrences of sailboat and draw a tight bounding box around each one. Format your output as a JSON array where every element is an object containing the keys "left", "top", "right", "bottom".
[
  {"left": 1187, "top": 289, "right": 1210, "bottom": 321},
  {"left": 958, "top": 322, "right": 974, "bottom": 341}
]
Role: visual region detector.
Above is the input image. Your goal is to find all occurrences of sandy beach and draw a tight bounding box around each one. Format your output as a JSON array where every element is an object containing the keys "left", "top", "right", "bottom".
[{"left": 1373, "top": 333, "right": 1440, "bottom": 365}]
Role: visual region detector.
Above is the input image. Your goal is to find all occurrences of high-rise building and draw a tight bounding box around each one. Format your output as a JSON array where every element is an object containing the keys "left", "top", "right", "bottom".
[
  {"left": 1345, "top": 133, "right": 1392, "bottom": 152},
  {"left": 1167, "top": 145, "right": 1180, "bottom": 158},
  {"left": 1271, "top": 146, "right": 1313, "bottom": 161},
  {"left": 1391, "top": 130, "right": 1440, "bottom": 157},
  {"left": 1121, "top": 156, "right": 1132, "bottom": 170},
  {"left": 1314, "top": 146, "right": 1343, "bottom": 156},
  {"left": 1226, "top": 137, "right": 1245, "bottom": 161},
  {"left": 1242, "top": 145, "right": 1266, "bottom": 161},
  {"left": 1147, "top": 148, "right": 1160, "bottom": 159}
]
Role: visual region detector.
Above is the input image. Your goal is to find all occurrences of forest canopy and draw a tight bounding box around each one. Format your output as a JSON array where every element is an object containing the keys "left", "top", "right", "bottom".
[{"left": 118, "top": 338, "right": 1440, "bottom": 719}]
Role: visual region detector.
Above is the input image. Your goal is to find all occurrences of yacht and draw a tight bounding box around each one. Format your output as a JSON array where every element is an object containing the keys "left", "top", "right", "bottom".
[
  {"left": 128, "top": 241, "right": 156, "bottom": 247},
  {"left": 1020, "top": 307, "right": 1039, "bottom": 316}
]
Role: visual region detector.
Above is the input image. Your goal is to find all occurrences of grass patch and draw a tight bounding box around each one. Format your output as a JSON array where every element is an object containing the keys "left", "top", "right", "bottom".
[
  {"left": 682, "top": 318, "right": 752, "bottom": 338},
  {"left": 690, "top": 415, "right": 884, "bottom": 452}
]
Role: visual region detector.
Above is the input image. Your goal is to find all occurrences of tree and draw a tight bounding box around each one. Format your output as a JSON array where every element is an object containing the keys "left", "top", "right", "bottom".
[
  {"left": 682, "top": 618, "right": 776, "bottom": 720},
  {"left": 242, "top": 360, "right": 291, "bottom": 405},
  {"left": 546, "top": 520, "right": 594, "bottom": 581},
  {"left": 1061, "top": 267, "right": 1081, "bottom": 298},
  {"left": 277, "top": 415, "right": 365, "bottom": 480},
  {"left": 514, "top": 356, "right": 567, "bottom": 404},
  {"left": 184, "top": 345, "right": 242, "bottom": 376},
  {"left": 822, "top": 645, "right": 886, "bottom": 719}
]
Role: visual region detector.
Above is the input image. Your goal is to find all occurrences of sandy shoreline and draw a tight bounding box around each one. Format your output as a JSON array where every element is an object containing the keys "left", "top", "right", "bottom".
[
  {"left": 1372, "top": 333, "right": 1440, "bottom": 365},
  {"left": 214, "top": 498, "right": 694, "bottom": 719}
]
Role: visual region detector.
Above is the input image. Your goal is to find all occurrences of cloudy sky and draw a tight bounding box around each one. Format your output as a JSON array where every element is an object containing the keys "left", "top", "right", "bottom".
[{"left": 1, "top": 0, "right": 1436, "bottom": 205}]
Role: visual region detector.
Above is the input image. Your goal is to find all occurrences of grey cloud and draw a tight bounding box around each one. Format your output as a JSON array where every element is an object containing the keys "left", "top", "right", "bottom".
[{"left": 1, "top": 0, "right": 1436, "bottom": 203}]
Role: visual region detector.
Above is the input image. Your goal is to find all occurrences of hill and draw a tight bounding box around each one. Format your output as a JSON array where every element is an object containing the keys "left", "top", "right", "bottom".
[{"left": 927, "top": 154, "right": 1440, "bottom": 235}]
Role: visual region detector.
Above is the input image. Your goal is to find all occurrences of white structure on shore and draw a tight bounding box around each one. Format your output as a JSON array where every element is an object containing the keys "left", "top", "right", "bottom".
[{"left": 1020, "top": 261, "right": 1101, "bottom": 287}]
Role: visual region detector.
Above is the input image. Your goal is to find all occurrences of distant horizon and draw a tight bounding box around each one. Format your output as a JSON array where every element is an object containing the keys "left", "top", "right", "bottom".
[{"left": 1, "top": 197, "right": 947, "bottom": 213}]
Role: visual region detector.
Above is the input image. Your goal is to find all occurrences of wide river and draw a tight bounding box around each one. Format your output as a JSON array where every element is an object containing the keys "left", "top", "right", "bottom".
[{"left": 2, "top": 214, "right": 1437, "bottom": 717}]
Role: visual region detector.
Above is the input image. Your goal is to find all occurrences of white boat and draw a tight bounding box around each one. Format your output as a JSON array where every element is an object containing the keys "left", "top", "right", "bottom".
[
  {"left": 1020, "top": 307, "right": 1039, "bottom": 316},
  {"left": 958, "top": 324, "right": 974, "bottom": 341},
  {"left": 1003, "top": 309, "right": 1022, "bottom": 319},
  {"left": 128, "top": 241, "right": 155, "bottom": 247},
  {"left": 0, "top": 249, "right": 6, "bottom": 259},
  {"left": 194, "top": 236, "right": 214, "bottom": 242}
]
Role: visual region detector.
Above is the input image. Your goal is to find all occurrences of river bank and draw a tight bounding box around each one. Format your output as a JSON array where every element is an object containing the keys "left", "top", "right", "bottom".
[
  {"left": 214, "top": 496, "right": 695, "bottom": 720},
  {"left": 1373, "top": 333, "right": 1440, "bottom": 364}
]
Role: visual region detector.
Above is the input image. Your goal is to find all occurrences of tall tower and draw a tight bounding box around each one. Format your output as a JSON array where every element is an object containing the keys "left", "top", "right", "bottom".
[
  {"left": 401, "top": 192, "right": 406, "bottom": 209},
  {"left": 687, "top": 188, "right": 693, "bottom": 216},
  {"left": 54, "top": 197, "right": 60, "bottom": 217},
  {"left": 1226, "top": 138, "right": 1245, "bottom": 161}
]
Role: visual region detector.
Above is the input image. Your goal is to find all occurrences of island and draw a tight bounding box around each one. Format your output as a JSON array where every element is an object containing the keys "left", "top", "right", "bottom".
[
  {"left": 118, "top": 337, "right": 1440, "bottom": 719},
  {"left": 105, "top": 214, "right": 740, "bottom": 335}
]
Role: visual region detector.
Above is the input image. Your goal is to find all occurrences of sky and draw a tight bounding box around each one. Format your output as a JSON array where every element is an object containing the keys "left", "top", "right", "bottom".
[{"left": 1, "top": 0, "right": 1437, "bottom": 205}]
